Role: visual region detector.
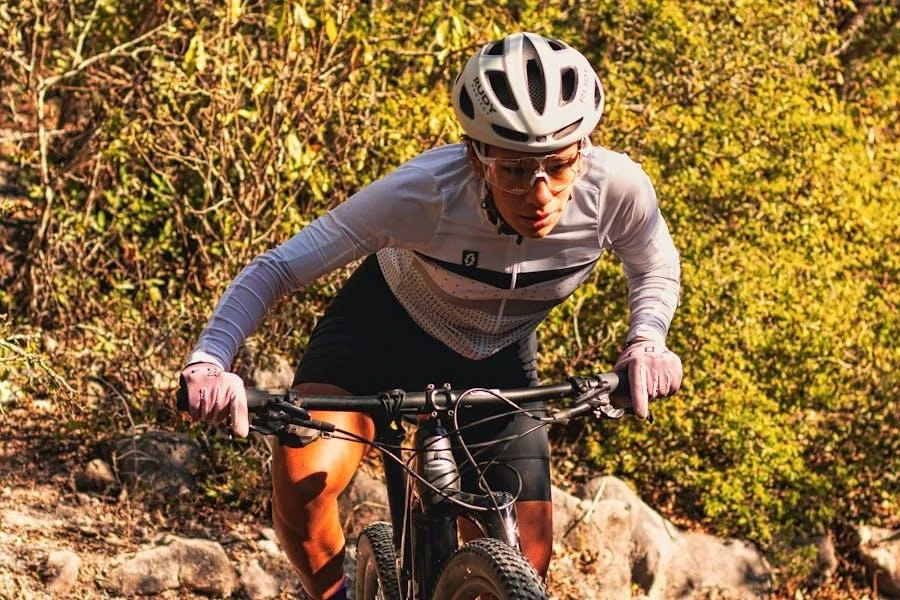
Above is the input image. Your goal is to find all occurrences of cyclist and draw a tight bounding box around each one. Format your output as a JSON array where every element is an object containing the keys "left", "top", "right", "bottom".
[{"left": 180, "top": 32, "right": 682, "bottom": 600}]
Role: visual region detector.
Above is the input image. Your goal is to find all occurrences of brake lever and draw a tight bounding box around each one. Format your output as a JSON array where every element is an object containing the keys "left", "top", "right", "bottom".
[
  {"left": 553, "top": 386, "right": 653, "bottom": 423},
  {"left": 248, "top": 400, "right": 335, "bottom": 448}
]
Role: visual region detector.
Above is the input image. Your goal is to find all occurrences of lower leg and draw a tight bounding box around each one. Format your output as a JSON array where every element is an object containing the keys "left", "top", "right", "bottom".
[
  {"left": 457, "top": 499, "right": 552, "bottom": 578},
  {"left": 271, "top": 385, "right": 374, "bottom": 599},
  {"left": 515, "top": 500, "right": 553, "bottom": 578}
]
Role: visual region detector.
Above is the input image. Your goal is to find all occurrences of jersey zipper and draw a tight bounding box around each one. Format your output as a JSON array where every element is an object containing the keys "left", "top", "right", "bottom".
[{"left": 493, "top": 235, "right": 523, "bottom": 333}]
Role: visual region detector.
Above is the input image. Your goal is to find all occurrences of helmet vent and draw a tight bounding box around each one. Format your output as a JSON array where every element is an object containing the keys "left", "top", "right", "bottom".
[
  {"left": 547, "top": 39, "right": 566, "bottom": 51},
  {"left": 486, "top": 71, "right": 518, "bottom": 110},
  {"left": 594, "top": 81, "right": 603, "bottom": 109},
  {"left": 491, "top": 124, "right": 530, "bottom": 143},
  {"left": 458, "top": 87, "right": 475, "bottom": 119},
  {"left": 553, "top": 119, "right": 582, "bottom": 140},
  {"left": 526, "top": 59, "right": 546, "bottom": 114},
  {"left": 485, "top": 41, "right": 504, "bottom": 56},
  {"left": 521, "top": 38, "right": 546, "bottom": 114},
  {"left": 560, "top": 67, "right": 577, "bottom": 103}
]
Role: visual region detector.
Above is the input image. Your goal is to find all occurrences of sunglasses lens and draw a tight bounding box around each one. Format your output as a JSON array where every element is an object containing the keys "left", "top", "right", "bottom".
[{"left": 481, "top": 152, "right": 581, "bottom": 194}]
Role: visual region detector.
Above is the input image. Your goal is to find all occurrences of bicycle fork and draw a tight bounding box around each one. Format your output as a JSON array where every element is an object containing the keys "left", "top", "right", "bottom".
[{"left": 379, "top": 419, "right": 521, "bottom": 599}]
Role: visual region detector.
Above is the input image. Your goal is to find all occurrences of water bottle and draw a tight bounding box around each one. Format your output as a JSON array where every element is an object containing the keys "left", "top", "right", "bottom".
[{"left": 414, "top": 425, "right": 460, "bottom": 503}]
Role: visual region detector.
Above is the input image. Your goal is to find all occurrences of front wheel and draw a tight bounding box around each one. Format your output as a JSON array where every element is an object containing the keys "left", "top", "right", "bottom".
[
  {"left": 432, "top": 537, "right": 548, "bottom": 600},
  {"left": 355, "top": 522, "right": 402, "bottom": 600}
]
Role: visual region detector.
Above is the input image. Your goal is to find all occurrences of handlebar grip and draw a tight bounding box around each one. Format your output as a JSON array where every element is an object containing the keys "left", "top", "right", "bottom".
[
  {"left": 175, "top": 377, "right": 272, "bottom": 412},
  {"left": 246, "top": 389, "right": 271, "bottom": 409},
  {"left": 176, "top": 386, "right": 188, "bottom": 412},
  {"left": 609, "top": 370, "right": 630, "bottom": 402}
]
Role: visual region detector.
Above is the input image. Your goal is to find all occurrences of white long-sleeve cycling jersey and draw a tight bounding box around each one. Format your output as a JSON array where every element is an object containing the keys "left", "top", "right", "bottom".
[{"left": 187, "top": 142, "right": 680, "bottom": 369}]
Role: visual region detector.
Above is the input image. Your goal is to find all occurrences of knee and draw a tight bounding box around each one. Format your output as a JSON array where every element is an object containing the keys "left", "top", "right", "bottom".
[
  {"left": 274, "top": 468, "right": 334, "bottom": 508},
  {"left": 271, "top": 470, "right": 341, "bottom": 544},
  {"left": 516, "top": 500, "right": 553, "bottom": 577}
]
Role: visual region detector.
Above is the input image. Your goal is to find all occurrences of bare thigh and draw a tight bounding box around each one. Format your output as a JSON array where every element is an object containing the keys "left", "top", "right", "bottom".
[{"left": 270, "top": 383, "right": 375, "bottom": 598}]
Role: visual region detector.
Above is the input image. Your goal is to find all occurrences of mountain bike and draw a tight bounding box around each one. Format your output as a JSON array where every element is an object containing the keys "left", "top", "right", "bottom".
[{"left": 178, "top": 371, "right": 639, "bottom": 600}]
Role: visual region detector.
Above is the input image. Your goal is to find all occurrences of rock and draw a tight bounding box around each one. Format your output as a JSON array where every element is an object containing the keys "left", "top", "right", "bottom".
[
  {"left": 239, "top": 560, "right": 280, "bottom": 600},
  {"left": 114, "top": 431, "right": 202, "bottom": 495},
  {"left": 343, "top": 544, "right": 358, "bottom": 597},
  {"left": 257, "top": 536, "right": 282, "bottom": 558},
  {"left": 82, "top": 379, "right": 106, "bottom": 411},
  {"left": 103, "top": 544, "right": 181, "bottom": 595},
  {"left": 250, "top": 355, "right": 295, "bottom": 390},
  {"left": 338, "top": 470, "right": 391, "bottom": 537},
  {"left": 551, "top": 476, "right": 774, "bottom": 599},
  {"left": 551, "top": 486, "right": 634, "bottom": 599},
  {"left": 808, "top": 532, "right": 839, "bottom": 586},
  {"left": 663, "top": 533, "right": 772, "bottom": 599},
  {"left": 580, "top": 476, "right": 681, "bottom": 596},
  {"left": 103, "top": 536, "right": 238, "bottom": 597},
  {"left": 74, "top": 458, "right": 118, "bottom": 494},
  {"left": 43, "top": 549, "right": 81, "bottom": 595},
  {"left": 858, "top": 525, "right": 900, "bottom": 597},
  {"left": 2, "top": 508, "right": 56, "bottom": 530},
  {"left": 175, "top": 538, "right": 240, "bottom": 596}
]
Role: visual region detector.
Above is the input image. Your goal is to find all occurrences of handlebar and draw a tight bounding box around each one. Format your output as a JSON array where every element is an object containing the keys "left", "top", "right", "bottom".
[{"left": 177, "top": 370, "right": 637, "bottom": 421}]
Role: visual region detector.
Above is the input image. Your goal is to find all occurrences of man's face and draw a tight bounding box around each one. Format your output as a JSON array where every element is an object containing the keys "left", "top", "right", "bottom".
[{"left": 479, "top": 142, "right": 582, "bottom": 239}]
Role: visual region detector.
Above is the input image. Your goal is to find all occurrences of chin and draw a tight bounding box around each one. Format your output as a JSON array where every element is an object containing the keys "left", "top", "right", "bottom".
[{"left": 516, "top": 224, "right": 555, "bottom": 239}]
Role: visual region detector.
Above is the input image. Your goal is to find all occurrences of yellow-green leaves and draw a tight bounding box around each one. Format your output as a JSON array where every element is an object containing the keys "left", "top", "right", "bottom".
[
  {"left": 184, "top": 31, "right": 207, "bottom": 74},
  {"left": 3, "top": 1, "right": 898, "bottom": 584}
]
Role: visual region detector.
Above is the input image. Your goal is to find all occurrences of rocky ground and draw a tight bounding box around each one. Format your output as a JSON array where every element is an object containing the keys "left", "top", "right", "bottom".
[
  {"left": 0, "top": 400, "right": 894, "bottom": 600},
  {"left": 0, "top": 402, "right": 297, "bottom": 599}
]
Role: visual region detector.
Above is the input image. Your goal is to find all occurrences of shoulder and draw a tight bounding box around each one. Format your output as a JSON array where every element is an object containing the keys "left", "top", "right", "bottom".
[
  {"left": 580, "top": 145, "right": 654, "bottom": 200},
  {"left": 396, "top": 143, "right": 472, "bottom": 185},
  {"left": 355, "top": 143, "right": 474, "bottom": 205}
]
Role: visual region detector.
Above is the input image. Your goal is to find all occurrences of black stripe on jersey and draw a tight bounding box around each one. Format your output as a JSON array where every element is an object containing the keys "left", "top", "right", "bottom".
[{"left": 414, "top": 251, "right": 598, "bottom": 289}]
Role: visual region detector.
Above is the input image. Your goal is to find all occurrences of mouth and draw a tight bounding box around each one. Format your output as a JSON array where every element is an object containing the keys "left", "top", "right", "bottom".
[{"left": 522, "top": 212, "right": 554, "bottom": 226}]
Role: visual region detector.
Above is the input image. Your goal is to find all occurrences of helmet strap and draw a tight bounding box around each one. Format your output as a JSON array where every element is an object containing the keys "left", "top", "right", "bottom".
[{"left": 480, "top": 190, "right": 518, "bottom": 237}]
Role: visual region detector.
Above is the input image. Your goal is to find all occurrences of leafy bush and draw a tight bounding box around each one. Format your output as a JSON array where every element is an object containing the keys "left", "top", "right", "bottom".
[{"left": 2, "top": 0, "right": 897, "bottom": 588}]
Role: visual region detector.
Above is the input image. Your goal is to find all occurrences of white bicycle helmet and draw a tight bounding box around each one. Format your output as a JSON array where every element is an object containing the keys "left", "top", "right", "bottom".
[{"left": 452, "top": 32, "right": 605, "bottom": 152}]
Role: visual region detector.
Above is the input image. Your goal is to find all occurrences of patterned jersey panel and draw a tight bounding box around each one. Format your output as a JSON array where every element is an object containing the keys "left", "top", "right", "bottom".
[{"left": 377, "top": 247, "right": 597, "bottom": 359}]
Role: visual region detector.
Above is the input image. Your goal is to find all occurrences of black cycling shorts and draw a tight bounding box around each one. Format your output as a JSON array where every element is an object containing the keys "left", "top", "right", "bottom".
[{"left": 294, "top": 254, "right": 551, "bottom": 502}]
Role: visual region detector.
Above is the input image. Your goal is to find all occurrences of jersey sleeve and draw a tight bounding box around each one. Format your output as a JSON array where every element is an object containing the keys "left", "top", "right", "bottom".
[
  {"left": 605, "top": 157, "right": 681, "bottom": 345},
  {"left": 187, "top": 164, "right": 445, "bottom": 368}
]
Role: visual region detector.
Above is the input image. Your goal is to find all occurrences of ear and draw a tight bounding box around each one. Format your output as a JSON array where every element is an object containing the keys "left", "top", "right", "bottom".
[{"left": 464, "top": 137, "right": 485, "bottom": 177}]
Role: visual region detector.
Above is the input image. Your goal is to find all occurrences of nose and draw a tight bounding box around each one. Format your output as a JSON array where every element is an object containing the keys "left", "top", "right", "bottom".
[{"left": 526, "top": 177, "right": 555, "bottom": 209}]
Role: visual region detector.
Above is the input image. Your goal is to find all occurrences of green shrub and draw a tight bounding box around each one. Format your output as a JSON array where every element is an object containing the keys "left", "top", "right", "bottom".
[{"left": 1, "top": 0, "right": 897, "bottom": 586}]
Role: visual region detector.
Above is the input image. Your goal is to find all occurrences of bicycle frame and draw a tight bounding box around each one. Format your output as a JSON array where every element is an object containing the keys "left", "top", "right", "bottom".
[
  {"left": 379, "top": 411, "right": 521, "bottom": 599},
  {"left": 176, "top": 371, "right": 633, "bottom": 599}
]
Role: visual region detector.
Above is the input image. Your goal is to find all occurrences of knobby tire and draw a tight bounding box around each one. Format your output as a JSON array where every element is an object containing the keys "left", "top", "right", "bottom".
[
  {"left": 355, "top": 522, "right": 401, "bottom": 600},
  {"left": 432, "top": 537, "right": 548, "bottom": 600}
]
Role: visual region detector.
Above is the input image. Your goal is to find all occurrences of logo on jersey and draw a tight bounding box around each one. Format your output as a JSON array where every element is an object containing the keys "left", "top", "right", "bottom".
[{"left": 462, "top": 250, "right": 479, "bottom": 267}]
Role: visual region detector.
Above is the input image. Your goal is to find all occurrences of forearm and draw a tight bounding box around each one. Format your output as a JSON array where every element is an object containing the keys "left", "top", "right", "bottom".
[
  {"left": 625, "top": 270, "right": 680, "bottom": 344},
  {"left": 187, "top": 252, "right": 299, "bottom": 368}
]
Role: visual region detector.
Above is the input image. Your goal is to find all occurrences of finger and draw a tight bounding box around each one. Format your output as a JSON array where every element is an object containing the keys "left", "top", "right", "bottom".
[
  {"left": 651, "top": 369, "right": 662, "bottom": 399},
  {"left": 211, "top": 386, "right": 230, "bottom": 422},
  {"left": 200, "top": 386, "right": 215, "bottom": 420},
  {"left": 188, "top": 387, "right": 202, "bottom": 421},
  {"left": 231, "top": 385, "right": 250, "bottom": 438},
  {"left": 671, "top": 363, "right": 684, "bottom": 394},
  {"left": 658, "top": 370, "right": 670, "bottom": 398},
  {"left": 632, "top": 363, "right": 649, "bottom": 419},
  {"left": 197, "top": 387, "right": 211, "bottom": 420}
]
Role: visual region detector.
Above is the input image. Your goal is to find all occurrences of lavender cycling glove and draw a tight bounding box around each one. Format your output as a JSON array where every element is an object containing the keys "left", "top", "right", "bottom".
[
  {"left": 179, "top": 362, "right": 250, "bottom": 437},
  {"left": 614, "top": 340, "right": 682, "bottom": 419}
]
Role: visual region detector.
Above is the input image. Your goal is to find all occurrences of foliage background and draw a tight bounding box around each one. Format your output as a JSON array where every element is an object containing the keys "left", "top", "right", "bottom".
[{"left": 2, "top": 0, "right": 898, "bottom": 594}]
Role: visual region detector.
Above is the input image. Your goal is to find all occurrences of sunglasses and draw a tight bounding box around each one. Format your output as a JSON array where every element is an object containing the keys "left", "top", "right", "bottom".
[{"left": 472, "top": 142, "right": 587, "bottom": 194}]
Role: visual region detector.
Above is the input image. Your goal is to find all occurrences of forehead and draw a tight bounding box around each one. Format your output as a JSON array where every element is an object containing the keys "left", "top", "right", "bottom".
[{"left": 486, "top": 142, "right": 580, "bottom": 160}]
